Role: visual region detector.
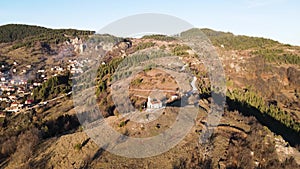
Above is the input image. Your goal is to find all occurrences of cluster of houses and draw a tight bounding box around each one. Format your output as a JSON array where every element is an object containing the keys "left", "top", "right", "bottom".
[
  {"left": 0, "top": 55, "right": 95, "bottom": 115},
  {"left": 5, "top": 99, "right": 34, "bottom": 113},
  {"left": 0, "top": 76, "right": 35, "bottom": 113},
  {"left": 67, "top": 59, "right": 85, "bottom": 74},
  {"left": 69, "top": 37, "right": 86, "bottom": 54},
  {"left": 0, "top": 36, "right": 102, "bottom": 117}
]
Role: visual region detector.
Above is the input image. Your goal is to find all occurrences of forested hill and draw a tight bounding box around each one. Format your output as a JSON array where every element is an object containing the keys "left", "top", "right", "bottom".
[
  {"left": 0, "top": 24, "right": 288, "bottom": 50},
  {"left": 198, "top": 28, "right": 281, "bottom": 50},
  {"left": 0, "top": 24, "right": 95, "bottom": 43}
]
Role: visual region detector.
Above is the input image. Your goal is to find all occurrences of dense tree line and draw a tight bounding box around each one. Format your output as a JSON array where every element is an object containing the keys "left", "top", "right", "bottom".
[
  {"left": 32, "top": 73, "right": 72, "bottom": 101},
  {"left": 135, "top": 42, "right": 155, "bottom": 50},
  {"left": 0, "top": 24, "right": 94, "bottom": 43},
  {"left": 110, "top": 50, "right": 169, "bottom": 82},
  {"left": 171, "top": 44, "right": 191, "bottom": 56},
  {"left": 252, "top": 49, "right": 300, "bottom": 65},
  {"left": 88, "top": 34, "right": 123, "bottom": 44},
  {"left": 0, "top": 24, "right": 95, "bottom": 50},
  {"left": 227, "top": 89, "right": 300, "bottom": 133},
  {"left": 96, "top": 58, "right": 123, "bottom": 95},
  {"left": 201, "top": 28, "right": 280, "bottom": 50},
  {"left": 0, "top": 24, "right": 48, "bottom": 43},
  {"left": 142, "top": 34, "right": 176, "bottom": 41},
  {"left": 181, "top": 28, "right": 280, "bottom": 50}
]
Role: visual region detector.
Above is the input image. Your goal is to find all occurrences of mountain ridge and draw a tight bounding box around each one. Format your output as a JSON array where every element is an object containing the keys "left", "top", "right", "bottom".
[{"left": 1, "top": 23, "right": 296, "bottom": 47}]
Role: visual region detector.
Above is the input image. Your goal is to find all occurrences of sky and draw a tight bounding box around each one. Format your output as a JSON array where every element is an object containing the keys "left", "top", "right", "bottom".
[{"left": 0, "top": 0, "right": 299, "bottom": 45}]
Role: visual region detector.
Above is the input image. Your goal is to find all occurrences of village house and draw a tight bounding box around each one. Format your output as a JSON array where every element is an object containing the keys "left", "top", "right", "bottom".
[
  {"left": 8, "top": 95, "right": 17, "bottom": 101},
  {"left": 0, "top": 97, "right": 9, "bottom": 102},
  {"left": 57, "top": 67, "right": 64, "bottom": 72},
  {"left": 6, "top": 101, "right": 21, "bottom": 112},
  {"left": 10, "top": 102, "right": 18, "bottom": 107},
  {"left": 33, "top": 82, "right": 42, "bottom": 86},
  {"left": 18, "top": 104, "right": 24, "bottom": 109},
  {"left": 25, "top": 99, "right": 34, "bottom": 105},
  {"left": 147, "top": 96, "right": 163, "bottom": 109},
  {"left": 17, "top": 87, "right": 25, "bottom": 93},
  {"left": 0, "top": 112, "right": 5, "bottom": 118},
  {"left": 2, "top": 86, "right": 15, "bottom": 92},
  {"left": 170, "top": 94, "right": 179, "bottom": 101},
  {"left": 6, "top": 105, "right": 19, "bottom": 113}
]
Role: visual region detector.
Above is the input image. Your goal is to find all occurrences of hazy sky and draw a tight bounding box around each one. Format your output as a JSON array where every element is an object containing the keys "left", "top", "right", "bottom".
[{"left": 0, "top": 0, "right": 299, "bottom": 45}]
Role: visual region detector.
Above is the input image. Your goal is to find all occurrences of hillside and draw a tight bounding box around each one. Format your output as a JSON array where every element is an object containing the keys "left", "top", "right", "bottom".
[
  {"left": 0, "top": 24, "right": 94, "bottom": 44},
  {"left": 0, "top": 24, "right": 299, "bottom": 169},
  {"left": 200, "top": 28, "right": 280, "bottom": 50},
  {"left": 0, "top": 24, "right": 95, "bottom": 90}
]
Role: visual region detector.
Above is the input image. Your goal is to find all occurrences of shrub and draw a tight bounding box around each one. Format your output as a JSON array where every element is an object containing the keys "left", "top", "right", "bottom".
[
  {"left": 142, "top": 34, "right": 176, "bottom": 41},
  {"left": 119, "top": 121, "right": 126, "bottom": 127},
  {"left": 172, "top": 44, "right": 191, "bottom": 56},
  {"left": 251, "top": 49, "right": 300, "bottom": 65},
  {"left": 135, "top": 42, "right": 155, "bottom": 50},
  {"left": 74, "top": 143, "right": 82, "bottom": 150}
]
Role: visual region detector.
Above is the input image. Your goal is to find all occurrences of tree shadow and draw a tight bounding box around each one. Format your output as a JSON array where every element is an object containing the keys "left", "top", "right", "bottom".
[
  {"left": 92, "top": 144, "right": 109, "bottom": 161},
  {"left": 42, "top": 114, "right": 80, "bottom": 139},
  {"left": 226, "top": 96, "right": 300, "bottom": 147},
  {"left": 81, "top": 138, "right": 90, "bottom": 147}
]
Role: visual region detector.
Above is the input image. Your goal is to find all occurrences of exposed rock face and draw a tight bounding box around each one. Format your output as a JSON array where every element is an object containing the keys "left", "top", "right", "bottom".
[
  {"left": 71, "top": 37, "right": 86, "bottom": 54},
  {"left": 117, "top": 41, "right": 131, "bottom": 50}
]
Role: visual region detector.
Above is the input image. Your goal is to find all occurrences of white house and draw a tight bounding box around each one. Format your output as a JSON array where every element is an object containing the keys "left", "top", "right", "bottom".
[
  {"left": 10, "top": 102, "right": 18, "bottom": 107},
  {"left": 0, "top": 97, "right": 9, "bottom": 102},
  {"left": 33, "top": 82, "right": 42, "bottom": 86},
  {"left": 147, "top": 96, "right": 163, "bottom": 109},
  {"left": 170, "top": 94, "right": 179, "bottom": 101},
  {"left": 8, "top": 95, "right": 17, "bottom": 101}
]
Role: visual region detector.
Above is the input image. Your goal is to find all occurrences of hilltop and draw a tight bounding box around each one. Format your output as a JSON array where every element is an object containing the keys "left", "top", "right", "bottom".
[
  {"left": 0, "top": 24, "right": 94, "bottom": 43},
  {"left": 0, "top": 24, "right": 299, "bottom": 169}
]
